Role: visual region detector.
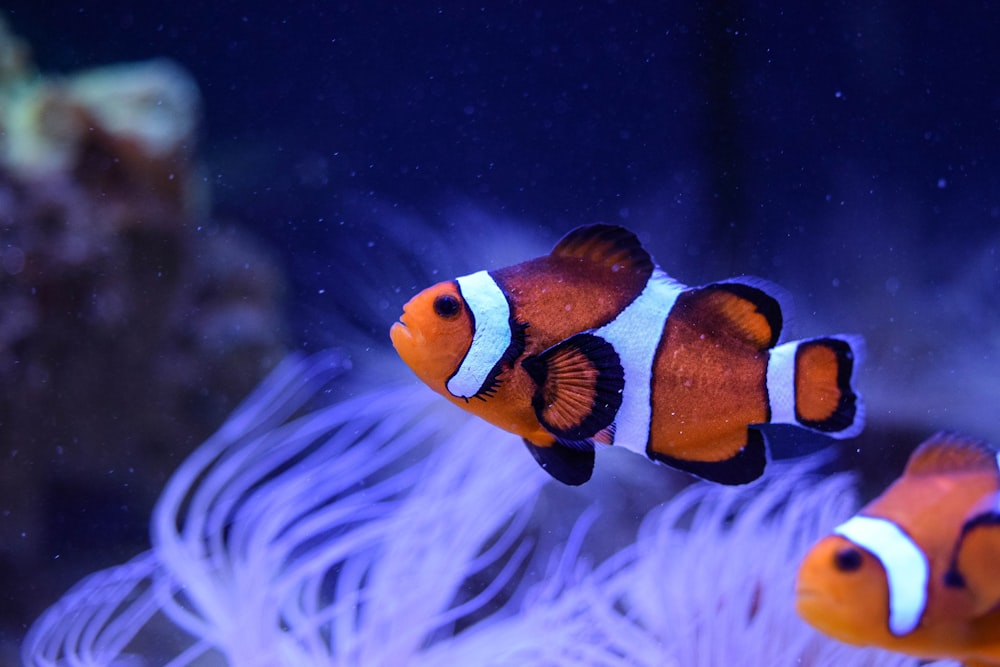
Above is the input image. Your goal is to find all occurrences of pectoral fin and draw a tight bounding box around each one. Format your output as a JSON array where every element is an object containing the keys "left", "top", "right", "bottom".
[{"left": 522, "top": 332, "right": 624, "bottom": 441}]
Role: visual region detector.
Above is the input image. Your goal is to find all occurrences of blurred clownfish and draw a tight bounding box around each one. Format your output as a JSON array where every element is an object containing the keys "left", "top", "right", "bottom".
[
  {"left": 795, "top": 432, "right": 1000, "bottom": 667},
  {"left": 390, "top": 224, "right": 864, "bottom": 486}
]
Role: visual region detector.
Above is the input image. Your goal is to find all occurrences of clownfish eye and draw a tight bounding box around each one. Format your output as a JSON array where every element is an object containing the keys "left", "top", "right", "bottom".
[
  {"left": 433, "top": 294, "right": 461, "bottom": 319},
  {"left": 833, "top": 546, "right": 863, "bottom": 573}
]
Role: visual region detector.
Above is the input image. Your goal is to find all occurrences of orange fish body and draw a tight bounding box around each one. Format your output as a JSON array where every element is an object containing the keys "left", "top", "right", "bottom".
[
  {"left": 391, "top": 224, "right": 864, "bottom": 485},
  {"left": 795, "top": 433, "right": 1000, "bottom": 666}
]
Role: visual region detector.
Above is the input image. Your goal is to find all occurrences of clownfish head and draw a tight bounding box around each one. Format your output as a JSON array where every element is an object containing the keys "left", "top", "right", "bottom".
[
  {"left": 391, "top": 268, "right": 524, "bottom": 407},
  {"left": 390, "top": 279, "right": 475, "bottom": 398},
  {"left": 795, "top": 516, "right": 928, "bottom": 646},
  {"left": 796, "top": 534, "right": 896, "bottom": 645}
]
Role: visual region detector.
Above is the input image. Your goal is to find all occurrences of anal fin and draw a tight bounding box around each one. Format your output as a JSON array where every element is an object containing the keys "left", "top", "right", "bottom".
[{"left": 523, "top": 438, "right": 595, "bottom": 486}]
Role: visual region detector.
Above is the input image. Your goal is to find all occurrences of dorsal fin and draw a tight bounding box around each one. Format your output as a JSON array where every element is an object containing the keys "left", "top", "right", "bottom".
[
  {"left": 674, "top": 282, "right": 783, "bottom": 351},
  {"left": 904, "top": 431, "right": 999, "bottom": 476},
  {"left": 550, "top": 224, "right": 654, "bottom": 275}
]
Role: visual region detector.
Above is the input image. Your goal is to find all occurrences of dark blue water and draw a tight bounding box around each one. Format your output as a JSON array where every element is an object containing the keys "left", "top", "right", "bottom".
[{"left": 14, "top": 2, "right": 997, "bottom": 320}]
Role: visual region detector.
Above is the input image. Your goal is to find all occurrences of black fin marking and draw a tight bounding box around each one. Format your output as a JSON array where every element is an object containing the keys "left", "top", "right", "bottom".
[
  {"left": 522, "top": 333, "right": 624, "bottom": 441},
  {"left": 945, "top": 506, "right": 1000, "bottom": 589},
  {"left": 794, "top": 337, "right": 859, "bottom": 433},
  {"left": 523, "top": 438, "right": 595, "bottom": 486},
  {"left": 550, "top": 224, "right": 654, "bottom": 277},
  {"left": 649, "top": 429, "right": 768, "bottom": 485},
  {"left": 701, "top": 282, "right": 783, "bottom": 349},
  {"left": 943, "top": 491, "right": 1000, "bottom": 619},
  {"left": 943, "top": 567, "right": 967, "bottom": 589}
]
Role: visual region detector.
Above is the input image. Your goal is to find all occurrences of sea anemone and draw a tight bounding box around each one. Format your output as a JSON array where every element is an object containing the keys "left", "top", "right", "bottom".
[{"left": 22, "top": 353, "right": 959, "bottom": 666}]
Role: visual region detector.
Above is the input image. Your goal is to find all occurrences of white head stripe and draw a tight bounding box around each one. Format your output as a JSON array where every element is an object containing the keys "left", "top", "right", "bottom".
[
  {"left": 447, "top": 271, "right": 512, "bottom": 399},
  {"left": 834, "top": 515, "right": 929, "bottom": 636}
]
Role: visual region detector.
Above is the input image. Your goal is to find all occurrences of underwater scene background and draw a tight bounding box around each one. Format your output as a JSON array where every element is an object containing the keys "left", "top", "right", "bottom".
[{"left": 1, "top": 2, "right": 997, "bottom": 665}]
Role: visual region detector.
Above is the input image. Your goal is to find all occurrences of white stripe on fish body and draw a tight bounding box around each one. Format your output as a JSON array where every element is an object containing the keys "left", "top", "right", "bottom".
[
  {"left": 447, "top": 271, "right": 512, "bottom": 399},
  {"left": 766, "top": 340, "right": 797, "bottom": 426},
  {"left": 834, "top": 515, "right": 929, "bottom": 636},
  {"left": 595, "top": 268, "right": 685, "bottom": 456}
]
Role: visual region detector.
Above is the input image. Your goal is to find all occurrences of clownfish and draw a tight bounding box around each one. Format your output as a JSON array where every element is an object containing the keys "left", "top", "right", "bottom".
[
  {"left": 795, "top": 432, "right": 1000, "bottom": 667},
  {"left": 390, "top": 224, "right": 863, "bottom": 486}
]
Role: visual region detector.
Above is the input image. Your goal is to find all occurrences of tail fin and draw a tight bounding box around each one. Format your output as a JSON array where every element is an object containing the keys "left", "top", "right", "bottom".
[{"left": 766, "top": 334, "right": 864, "bottom": 439}]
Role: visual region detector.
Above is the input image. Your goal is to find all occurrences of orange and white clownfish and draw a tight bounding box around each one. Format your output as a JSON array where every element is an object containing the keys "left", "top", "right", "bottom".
[
  {"left": 795, "top": 432, "right": 1000, "bottom": 667},
  {"left": 389, "top": 224, "right": 864, "bottom": 486}
]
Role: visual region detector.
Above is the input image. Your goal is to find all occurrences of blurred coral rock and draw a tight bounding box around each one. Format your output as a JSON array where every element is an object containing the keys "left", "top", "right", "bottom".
[
  {"left": 0, "top": 16, "right": 288, "bottom": 643},
  {"left": 0, "top": 24, "right": 201, "bottom": 213}
]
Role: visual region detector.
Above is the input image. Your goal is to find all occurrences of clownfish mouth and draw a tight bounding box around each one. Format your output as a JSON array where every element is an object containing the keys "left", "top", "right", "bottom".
[
  {"left": 793, "top": 577, "right": 827, "bottom": 610},
  {"left": 390, "top": 319, "right": 410, "bottom": 339},
  {"left": 793, "top": 582, "right": 841, "bottom": 629},
  {"left": 390, "top": 315, "right": 421, "bottom": 348},
  {"left": 794, "top": 586, "right": 822, "bottom": 605},
  {"left": 794, "top": 574, "right": 823, "bottom": 598}
]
